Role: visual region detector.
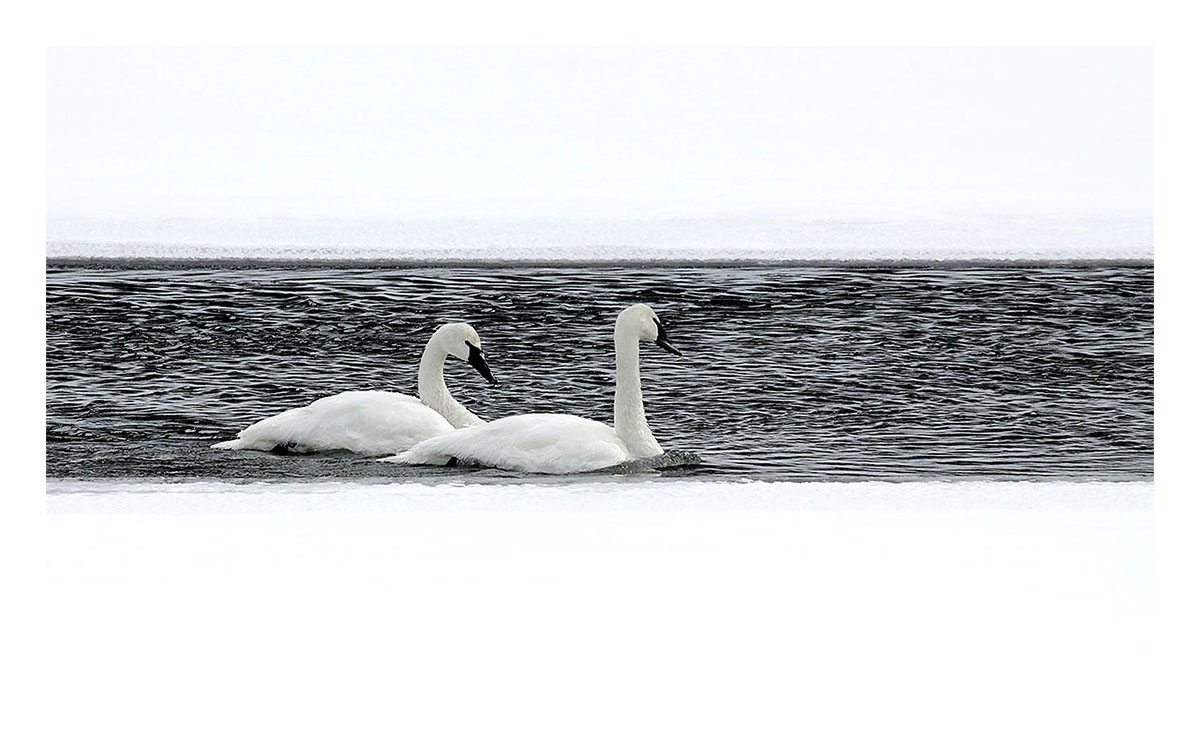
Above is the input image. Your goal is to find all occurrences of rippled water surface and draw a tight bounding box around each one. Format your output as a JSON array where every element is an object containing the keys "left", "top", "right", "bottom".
[{"left": 46, "top": 261, "right": 1153, "bottom": 482}]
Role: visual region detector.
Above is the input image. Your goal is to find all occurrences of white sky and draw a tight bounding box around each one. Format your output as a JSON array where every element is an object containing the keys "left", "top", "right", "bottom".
[{"left": 47, "top": 47, "right": 1152, "bottom": 220}]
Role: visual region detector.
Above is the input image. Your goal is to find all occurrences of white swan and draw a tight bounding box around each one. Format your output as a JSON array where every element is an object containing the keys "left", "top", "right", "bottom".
[
  {"left": 212, "top": 322, "right": 497, "bottom": 455},
  {"left": 383, "top": 304, "right": 680, "bottom": 474}
]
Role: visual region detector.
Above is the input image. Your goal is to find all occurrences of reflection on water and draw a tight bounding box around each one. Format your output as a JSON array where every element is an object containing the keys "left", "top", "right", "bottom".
[{"left": 46, "top": 262, "right": 1153, "bottom": 482}]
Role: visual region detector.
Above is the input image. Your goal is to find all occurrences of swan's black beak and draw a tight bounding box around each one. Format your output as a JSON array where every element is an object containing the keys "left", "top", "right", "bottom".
[
  {"left": 466, "top": 341, "right": 498, "bottom": 384},
  {"left": 654, "top": 319, "right": 682, "bottom": 356}
]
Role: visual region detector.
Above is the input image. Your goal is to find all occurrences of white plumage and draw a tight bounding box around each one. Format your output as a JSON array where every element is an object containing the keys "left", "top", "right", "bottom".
[
  {"left": 212, "top": 390, "right": 453, "bottom": 455},
  {"left": 212, "top": 322, "right": 496, "bottom": 456},
  {"left": 384, "top": 304, "right": 680, "bottom": 474},
  {"left": 394, "top": 413, "right": 632, "bottom": 474}
]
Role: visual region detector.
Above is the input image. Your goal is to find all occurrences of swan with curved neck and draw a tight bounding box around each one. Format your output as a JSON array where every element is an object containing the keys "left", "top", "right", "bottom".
[
  {"left": 212, "top": 322, "right": 496, "bottom": 455},
  {"left": 384, "top": 304, "right": 680, "bottom": 474}
]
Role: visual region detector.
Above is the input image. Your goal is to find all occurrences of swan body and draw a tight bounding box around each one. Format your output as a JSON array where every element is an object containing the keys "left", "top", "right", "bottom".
[
  {"left": 393, "top": 413, "right": 632, "bottom": 474},
  {"left": 213, "top": 322, "right": 496, "bottom": 456},
  {"left": 385, "top": 304, "right": 679, "bottom": 474}
]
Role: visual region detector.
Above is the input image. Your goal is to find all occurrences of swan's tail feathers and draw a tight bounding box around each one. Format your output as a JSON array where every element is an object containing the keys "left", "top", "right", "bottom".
[{"left": 211, "top": 439, "right": 243, "bottom": 450}]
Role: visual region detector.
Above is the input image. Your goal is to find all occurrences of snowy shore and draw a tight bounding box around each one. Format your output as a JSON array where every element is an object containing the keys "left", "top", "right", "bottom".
[
  {"left": 44, "top": 479, "right": 1152, "bottom": 728},
  {"left": 46, "top": 214, "right": 1153, "bottom": 263},
  {"left": 47, "top": 477, "right": 1152, "bottom": 513}
]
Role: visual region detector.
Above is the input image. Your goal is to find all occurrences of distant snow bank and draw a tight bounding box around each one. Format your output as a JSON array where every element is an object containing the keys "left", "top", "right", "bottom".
[
  {"left": 46, "top": 214, "right": 1153, "bottom": 262},
  {"left": 46, "top": 479, "right": 1153, "bottom": 514}
]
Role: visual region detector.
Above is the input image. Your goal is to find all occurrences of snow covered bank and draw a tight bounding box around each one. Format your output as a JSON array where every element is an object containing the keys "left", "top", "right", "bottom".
[
  {"left": 47, "top": 478, "right": 1152, "bottom": 513},
  {"left": 44, "top": 480, "right": 1153, "bottom": 729},
  {"left": 46, "top": 214, "right": 1153, "bottom": 262}
]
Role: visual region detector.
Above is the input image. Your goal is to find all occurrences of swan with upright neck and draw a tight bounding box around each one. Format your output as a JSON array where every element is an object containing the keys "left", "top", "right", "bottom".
[
  {"left": 384, "top": 304, "right": 679, "bottom": 474},
  {"left": 212, "top": 322, "right": 497, "bottom": 455}
]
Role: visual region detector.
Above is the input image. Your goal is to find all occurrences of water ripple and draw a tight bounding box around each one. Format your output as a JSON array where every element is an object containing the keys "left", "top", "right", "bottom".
[{"left": 45, "top": 263, "right": 1153, "bottom": 482}]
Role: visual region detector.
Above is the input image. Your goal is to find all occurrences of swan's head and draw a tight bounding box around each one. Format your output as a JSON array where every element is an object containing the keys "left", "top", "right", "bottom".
[
  {"left": 616, "top": 304, "right": 681, "bottom": 355},
  {"left": 432, "top": 322, "right": 498, "bottom": 384}
]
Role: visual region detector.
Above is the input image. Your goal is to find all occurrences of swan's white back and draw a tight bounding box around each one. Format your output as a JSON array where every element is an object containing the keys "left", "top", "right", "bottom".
[
  {"left": 215, "top": 391, "right": 453, "bottom": 455},
  {"left": 384, "top": 413, "right": 630, "bottom": 474}
]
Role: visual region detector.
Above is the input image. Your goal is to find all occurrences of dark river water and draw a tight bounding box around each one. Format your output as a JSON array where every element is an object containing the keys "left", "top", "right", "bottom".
[{"left": 45, "top": 260, "right": 1153, "bottom": 483}]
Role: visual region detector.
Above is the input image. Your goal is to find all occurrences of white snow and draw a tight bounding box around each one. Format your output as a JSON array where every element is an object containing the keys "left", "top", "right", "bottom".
[
  {"left": 43, "top": 479, "right": 1153, "bottom": 728},
  {"left": 47, "top": 49, "right": 1152, "bottom": 228},
  {"left": 46, "top": 214, "right": 1152, "bottom": 262},
  {"left": 47, "top": 477, "right": 1152, "bottom": 513}
]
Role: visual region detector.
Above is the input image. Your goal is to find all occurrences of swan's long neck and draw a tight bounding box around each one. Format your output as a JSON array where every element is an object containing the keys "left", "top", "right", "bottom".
[
  {"left": 613, "top": 330, "right": 663, "bottom": 458},
  {"left": 418, "top": 343, "right": 484, "bottom": 428}
]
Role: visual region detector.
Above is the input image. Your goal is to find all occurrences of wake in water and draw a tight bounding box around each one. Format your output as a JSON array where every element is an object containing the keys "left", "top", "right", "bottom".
[{"left": 599, "top": 450, "right": 706, "bottom": 475}]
